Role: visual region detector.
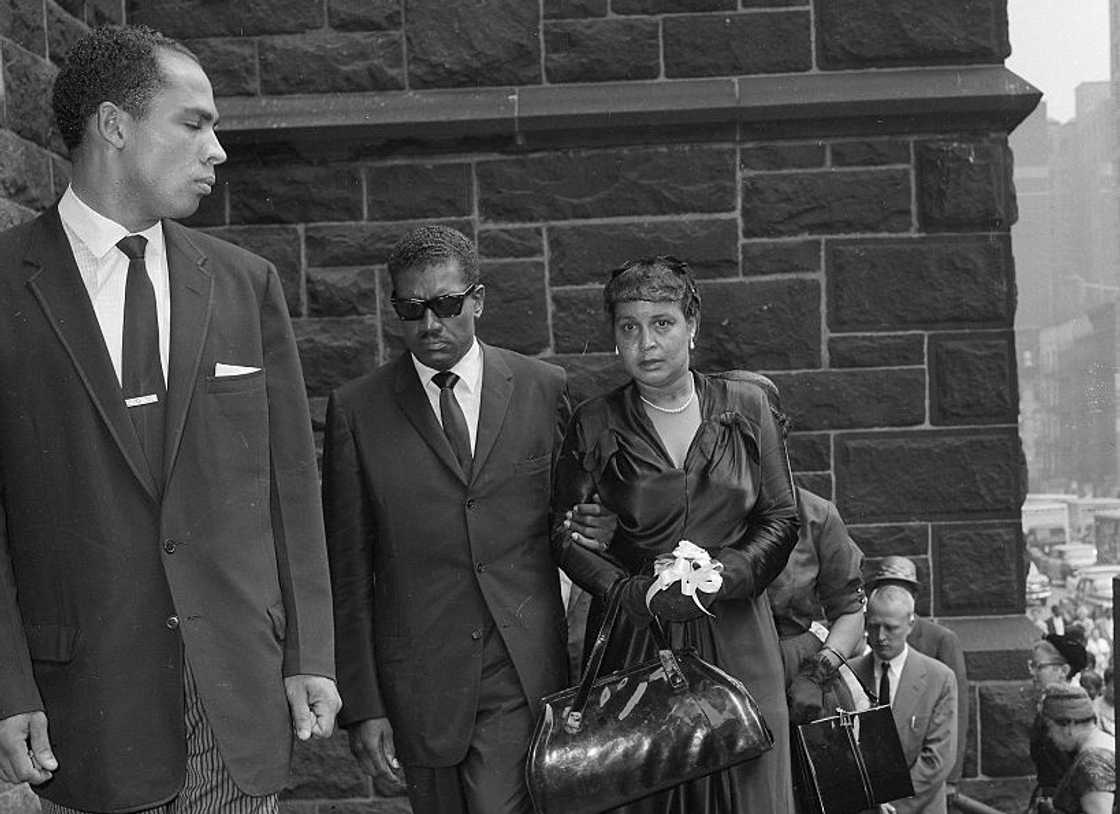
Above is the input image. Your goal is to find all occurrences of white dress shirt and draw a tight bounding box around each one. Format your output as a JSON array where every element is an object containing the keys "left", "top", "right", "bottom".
[
  {"left": 411, "top": 339, "right": 483, "bottom": 452},
  {"left": 57, "top": 186, "right": 170, "bottom": 384},
  {"left": 875, "top": 644, "right": 910, "bottom": 706}
]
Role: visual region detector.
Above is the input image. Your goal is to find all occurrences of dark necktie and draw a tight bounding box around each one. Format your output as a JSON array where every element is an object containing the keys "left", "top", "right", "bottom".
[
  {"left": 433, "top": 370, "right": 472, "bottom": 477},
  {"left": 118, "top": 235, "right": 166, "bottom": 482},
  {"left": 878, "top": 662, "right": 891, "bottom": 707}
]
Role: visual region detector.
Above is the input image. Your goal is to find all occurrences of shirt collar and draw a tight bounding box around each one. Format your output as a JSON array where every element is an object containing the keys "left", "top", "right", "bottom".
[
  {"left": 58, "top": 186, "right": 166, "bottom": 263},
  {"left": 882, "top": 643, "right": 910, "bottom": 674},
  {"left": 412, "top": 339, "right": 483, "bottom": 392}
]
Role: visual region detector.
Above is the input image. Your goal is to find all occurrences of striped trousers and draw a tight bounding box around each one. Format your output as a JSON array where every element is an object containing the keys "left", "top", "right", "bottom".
[{"left": 40, "top": 659, "right": 278, "bottom": 814}]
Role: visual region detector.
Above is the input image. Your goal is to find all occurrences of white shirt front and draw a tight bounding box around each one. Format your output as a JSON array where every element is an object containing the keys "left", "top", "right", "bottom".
[
  {"left": 875, "top": 644, "right": 910, "bottom": 706},
  {"left": 411, "top": 340, "right": 483, "bottom": 452},
  {"left": 57, "top": 186, "right": 170, "bottom": 384}
]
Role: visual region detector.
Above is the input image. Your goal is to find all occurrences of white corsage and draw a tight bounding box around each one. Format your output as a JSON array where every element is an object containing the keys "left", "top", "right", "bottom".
[{"left": 644, "top": 540, "right": 724, "bottom": 617}]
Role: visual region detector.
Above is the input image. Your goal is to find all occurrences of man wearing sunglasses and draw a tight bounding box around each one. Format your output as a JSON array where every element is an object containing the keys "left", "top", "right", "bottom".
[{"left": 322, "top": 225, "right": 613, "bottom": 814}]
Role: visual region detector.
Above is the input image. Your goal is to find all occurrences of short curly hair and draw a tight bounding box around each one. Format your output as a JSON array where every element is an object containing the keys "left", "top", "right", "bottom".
[
  {"left": 602, "top": 255, "right": 702, "bottom": 323},
  {"left": 387, "top": 225, "right": 480, "bottom": 287},
  {"left": 52, "top": 25, "right": 197, "bottom": 152}
]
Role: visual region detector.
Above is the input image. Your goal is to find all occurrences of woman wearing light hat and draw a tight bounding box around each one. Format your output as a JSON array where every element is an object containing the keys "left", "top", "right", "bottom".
[{"left": 1037, "top": 683, "right": 1114, "bottom": 814}]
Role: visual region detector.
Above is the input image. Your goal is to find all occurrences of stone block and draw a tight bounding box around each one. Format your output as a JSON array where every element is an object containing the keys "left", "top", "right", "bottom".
[
  {"left": 956, "top": 778, "right": 1034, "bottom": 814},
  {"left": 977, "top": 681, "right": 1035, "bottom": 777},
  {"left": 739, "top": 0, "right": 804, "bottom": 6},
  {"left": 787, "top": 432, "right": 829, "bottom": 472},
  {"left": 864, "top": 554, "right": 930, "bottom": 615},
  {"left": 815, "top": 0, "right": 1010, "bottom": 70},
  {"left": 549, "top": 353, "right": 628, "bottom": 404},
  {"left": 3, "top": 45, "right": 58, "bottom": 149},
  {"left": 406, "top": 0, "right": 540, "bottom": 88},
  {"left": 259, "top": 31, "right": 404, "bottom": 94},
  {"left": 86, "top": 0, "right": 121, "bottom": 25},
  {"left": 829, "top": 334, "right": 924, "bottom": 369},
  {"left": 694, "top": 277, "right": 820, "bottom": 371},
  {"left": 476, "top": 261, "right": 550, "bottom": 355},
  {"left": 0, "top": 197, "right": 35, "bottom": 229},
  {"left": 294, "top": 317, "right": 381, "bottom": 397},
  {"left": 228, "top": 165, "right": 364, "bottom": 225},
  {"left": 127, "top": 0, "right": 324, "bottom": 37},
  {"left": 0, "top": 130, "right": 54, "bottom": 210},
  {"left": 308, "top": 267, "right": 380, "bottom": 318},
  {"left": 479, "top": 145, "right": 736, "bottom": 223},
  {"left": 478, "top": 227, "right": 542, "bottom": 259},
  {"left": 305, "top": 219, "right": 473, "bottom": 267},
  {"left": 202, "top": 225, "right": 303, "bottom": 316},
  {"left": 768, "top": 369, "right": 925, "bottom": 430},
  {"left": 549, "top": 219, "right": 739, "bottom": 286},
  {"left": 741, "top": 240, "right": 820, "bottom": 276},
  {"left": 186, "top": 38, "right": 258, "bottom": 97},
  {"left": 50, "top": 153, "right": 70, "bottom": 198},
  {"left": 544, "top": 0, "right": 607, "bottom": 19},
  {"left": 794, "top": 473, "right": 831, "bottom": 500},
  {"left": 742, "top": 169, "right": 911, "bottom": 237},
  {"left": 949, "top": 615, "right": 1040, "bottom": 681},
  {"left": 552, "top": 288, "right": 612, "bottom": 355},
  {"left": 847, "top": 524, "right": 928, "bottom": 559},
  {"left": 46, "top": 0, "right": 85, "bottom": 65},
  {"left": 664, "top": 11, "right": 811, "bottom": 78},
  {"left": 962, "top": 683, "right": 977, "bottom": 779},
  {"left": 834, "top": 429, "right": 1024, "bottom": 523},
  {"left": 544, "top": 19, "right": 660, "bottom": 84},
  {"left": 0, "top": 0, "right": 44, "bottom": 55},
  {"left": 285, "top": 729, "right": 370, "bottom": 800},
  {"left": 740, "top": 143, "right": 824, "bottom": 171},
  {"left": 366, "top": 162, "right": 472, "bottom": 221},
  {"left": 328, "top": 0, "right": 402, "bottom": 31},
  {"left": 831, "top": 139, "right": 910, "bottom": 167},
  {"left": 614, "top": 0, "right": 733, "bottom": 11},
  {"left": 827, "top": 236, "right": 1014, "bottom": 331},
  {"left": 916, "top": 138, "right": 1016, "bottom": 232},
  {"left": 934, "top": 522, "right": 1022, "bottom": 616},
  {"left": 930, "top": 331, "right": 1017, "bottom": 425}
]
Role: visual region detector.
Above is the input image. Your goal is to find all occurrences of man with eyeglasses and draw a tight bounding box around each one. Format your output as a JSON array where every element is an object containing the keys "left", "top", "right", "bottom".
[{"left": 322, "top": 224, "right": 613, "bottom": 814}]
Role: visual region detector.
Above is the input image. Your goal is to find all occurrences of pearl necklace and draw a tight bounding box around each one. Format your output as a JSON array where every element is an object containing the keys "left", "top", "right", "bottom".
[{"left": 639, "top": 388, "right": 696, "bottom": 415}]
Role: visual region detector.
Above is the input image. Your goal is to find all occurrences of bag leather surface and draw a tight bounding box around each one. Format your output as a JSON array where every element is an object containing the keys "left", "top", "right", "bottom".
[{"left": 526, "top": 585, "right": 774, "bottom": 814}]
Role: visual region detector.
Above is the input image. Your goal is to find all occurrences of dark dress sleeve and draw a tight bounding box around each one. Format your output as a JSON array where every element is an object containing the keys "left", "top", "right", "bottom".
[{"left": 713, "top": 386, "right": 801, "bottom": 600}]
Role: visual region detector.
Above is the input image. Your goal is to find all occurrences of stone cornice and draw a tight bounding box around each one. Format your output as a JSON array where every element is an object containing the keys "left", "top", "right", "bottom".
[{"left": 216, "top": 65, "right": 1041, "bottom": 149}]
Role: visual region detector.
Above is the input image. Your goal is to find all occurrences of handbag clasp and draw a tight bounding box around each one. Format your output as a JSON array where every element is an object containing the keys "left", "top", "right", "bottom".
[
  {"left": 658, "top": 649, "right": 688, "bottom": 690},
  {"left": 563, "top": 708, "right": 583, "bottom": 734}
]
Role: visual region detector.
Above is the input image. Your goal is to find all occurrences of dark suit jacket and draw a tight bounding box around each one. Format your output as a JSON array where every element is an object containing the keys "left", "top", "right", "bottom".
[
  {"left": 0, "top": 208, "right": 334, "bottom": 811},
  {"left": 323, "top": 345, "right": 569, "bottom": 767},
  {"left": 852, "top": 648, "right": 957, "bottom": 814},
  {"left": 909, "top": 616, "right": 968, "bottom": 784}
]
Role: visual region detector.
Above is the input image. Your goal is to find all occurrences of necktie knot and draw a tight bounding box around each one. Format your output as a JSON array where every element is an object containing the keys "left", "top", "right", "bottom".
[
  {"left": 117, "top": 235, "right": 148, "bottom": 261},
  {"left": 433, "top": 370, "right": 460, "bottom": 390}
]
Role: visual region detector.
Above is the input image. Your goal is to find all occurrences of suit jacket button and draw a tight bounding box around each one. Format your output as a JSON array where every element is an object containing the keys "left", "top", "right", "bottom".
[
  {"left": 163, "top": 539, "right": 177, "bottom": 554},
  {"left": 465, "top": 499, "right": 477, "bottom": 510},
  {"left": 166, "top": 615, "right": 180, "bottom": 630},
  {"left": 476, "top": 562, "right": 486, "bottom": 573},
  {"left": 471, "top": 629, "right": 482, "bottom": 640}
]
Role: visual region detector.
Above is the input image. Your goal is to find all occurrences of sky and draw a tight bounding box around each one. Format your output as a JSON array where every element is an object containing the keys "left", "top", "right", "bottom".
[{"left": 1006, "top": 0, "right": 1112, "bottom": 123}]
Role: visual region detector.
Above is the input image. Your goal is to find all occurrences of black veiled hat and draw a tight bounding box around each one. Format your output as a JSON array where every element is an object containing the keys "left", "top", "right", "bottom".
[{"left": 1043, "top": 630, "right": 1089, "bottom": 677}]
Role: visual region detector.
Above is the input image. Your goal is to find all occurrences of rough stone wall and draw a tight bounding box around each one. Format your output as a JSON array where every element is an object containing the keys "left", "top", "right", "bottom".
[{"left": 0, "top": 1, "right": 1042, "bottom": 812}]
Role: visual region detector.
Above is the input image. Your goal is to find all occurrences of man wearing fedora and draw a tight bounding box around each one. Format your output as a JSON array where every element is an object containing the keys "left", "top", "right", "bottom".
[{"left": 866, "top": 556, "right": 969, "bottom": 802}]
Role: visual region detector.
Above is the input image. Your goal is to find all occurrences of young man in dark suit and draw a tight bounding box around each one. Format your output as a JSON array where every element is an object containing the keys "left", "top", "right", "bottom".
[
  {"left": 0, "top": 26, "right": 340, "bottom": 813},
  {"left": 323, "top": 225, "right": 612, "bottom": 814}
]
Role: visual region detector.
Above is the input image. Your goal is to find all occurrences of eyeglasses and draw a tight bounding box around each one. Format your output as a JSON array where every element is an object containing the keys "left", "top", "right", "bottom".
[
  {"left": 1047, "top": 716, "right": 1095, "bottom": 728},
  {"left": 390, "top": 285, "right": 479, "bottom": 321},
  {"left": 1027, "top": 660, "right": 1065, "bottom": 672}
]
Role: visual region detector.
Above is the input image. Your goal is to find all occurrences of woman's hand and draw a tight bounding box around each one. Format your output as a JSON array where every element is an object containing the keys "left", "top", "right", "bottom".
[{"left": 563, "top": 493, "right": 617, "bottom": 552}]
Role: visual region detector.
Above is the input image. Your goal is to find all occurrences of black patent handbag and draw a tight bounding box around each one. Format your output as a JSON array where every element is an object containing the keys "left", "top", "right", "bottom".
[{"left": 526, "top": 584, "right": 774, "bottom": 814}]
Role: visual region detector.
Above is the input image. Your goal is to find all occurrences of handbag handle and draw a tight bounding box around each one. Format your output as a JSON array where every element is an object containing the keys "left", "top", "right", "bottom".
[
  {"left": 820, "top": 645, "right": 880, "bottom": 707},
  {"left": 562, "top": 582, "right": 686, "bottom": 734}
]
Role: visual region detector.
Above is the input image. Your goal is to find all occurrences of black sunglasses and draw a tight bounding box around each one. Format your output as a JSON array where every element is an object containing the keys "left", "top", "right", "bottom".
[{"left": 390, "top": 284, "right": 479, "bottom": 321}]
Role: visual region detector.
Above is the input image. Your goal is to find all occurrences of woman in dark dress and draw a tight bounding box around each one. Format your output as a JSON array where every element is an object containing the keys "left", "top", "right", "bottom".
[
  {"left": 551, "top": 256, "right": 800, "bottom": 813},
  {"left": 1039, "top": 684, "right": 1114, "bottom": 814}
]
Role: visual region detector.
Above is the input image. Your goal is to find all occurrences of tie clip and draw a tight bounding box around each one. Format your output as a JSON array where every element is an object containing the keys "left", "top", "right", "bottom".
[{"left": 125, "top": 394, "right": 159, "bottom": 407}]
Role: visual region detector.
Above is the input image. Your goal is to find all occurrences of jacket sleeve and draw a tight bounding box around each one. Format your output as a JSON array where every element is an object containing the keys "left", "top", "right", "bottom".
[
  {"left": 262, "top": 264, "right": 335, "bottom": 680},
  {"left": 715, "top": 390, "right": 801, "bottom": 600},
  {"left": 322, "top": 392, "right": 385, "bottom": 726},
  {"left": 815, "top": 502, "right": 865, "bottom": 623},
  {"left": 902, "top": 667, "right": 958, "bottom": 813},
  {"left": 0, "top": 488, "right": 43, "bottom": 720}
]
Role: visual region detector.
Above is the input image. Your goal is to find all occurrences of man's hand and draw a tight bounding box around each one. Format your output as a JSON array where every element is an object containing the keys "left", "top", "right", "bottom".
[
  {"left": 349, "top": 717, "right": 407, "bottom": 797},
  {"left": 0, "top": 711, "right": 57, "bottom": 785},
  {"left": 564, "top": 494, "right": 618, "bottom": 552},
  {"left": 284, "top": 675, "right": 342, "bottom": 741}
]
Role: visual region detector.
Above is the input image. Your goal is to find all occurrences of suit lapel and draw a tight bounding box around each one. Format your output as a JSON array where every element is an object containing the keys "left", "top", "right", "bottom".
[
  {"left": 394, "top": 355, "right": 466, "bottom": 483},
  {"left": 892, "top": 651, "right": 925, "bottom": 734},
  {"left": 25, "top": 209, "right": 160, "bottom": 502},
  {"left": 471, "top": 343, "right": 512, "bottom": 479},
  {"left": 162, "top": 222, "right": 213, "bottom": 482}
]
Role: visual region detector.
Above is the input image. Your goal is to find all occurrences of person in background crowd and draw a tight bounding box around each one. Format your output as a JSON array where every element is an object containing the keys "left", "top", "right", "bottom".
[
  {"left": 323, "top": 225, "right": 614, "bottom": 814},
  {"left": 1079, "top": 670, "right": 1103, "bottom": 702},
  {"left": 1094, "top": 667, "right": 1114, "bottom": 737},
  {"left": 1045, "top": 605, "right": 1068, "bottom": 637},
  {"left": 865, "top": 557, "right": 969, "bottom": 800},
  {"left": 1084, "top": 623, "right": 1110, "bottom": 674},
  {"left": 551, "top": 255, "right": 800, "bottom": 812},
  {"left": 0, "top": 24, "right": 340, "bottom": 813},
  {"left": 850, "top": 586, "right": 958, "bottom": 814},
  {"left": 1037, "top": 684, "right": 1114, "bottom": 814},
  {"left": 1028, "top": 630, "right": 1090, "bottom": 813}
]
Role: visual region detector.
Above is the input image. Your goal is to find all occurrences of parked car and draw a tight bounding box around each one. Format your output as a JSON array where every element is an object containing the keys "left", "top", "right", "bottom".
[
  {"left": 1026, "top": 561, "right": 1052, "bottom": 605},
  {"left": 1070, "top": 564, "right": 1120, "bottom": 616},
  {"left": 1037, "top": 542, "right": 1097, "bottom": 585}
]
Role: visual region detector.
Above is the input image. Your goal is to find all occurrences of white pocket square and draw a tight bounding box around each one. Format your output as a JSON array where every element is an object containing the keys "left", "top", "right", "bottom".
[{"left": 214, "top": 362, "right": 261, "bottom": 377}]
